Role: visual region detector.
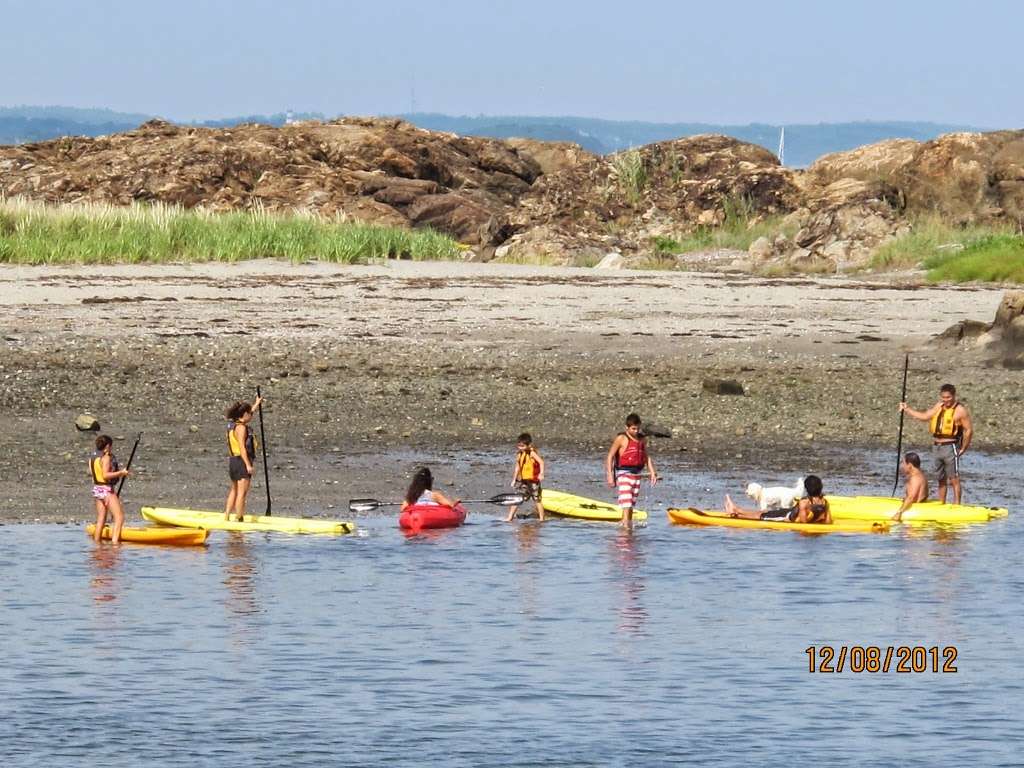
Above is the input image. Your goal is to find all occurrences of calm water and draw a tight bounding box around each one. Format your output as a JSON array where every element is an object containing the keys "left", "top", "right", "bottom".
[{"left": 2, "top": 449, "right": 1022, "bottom": 767}]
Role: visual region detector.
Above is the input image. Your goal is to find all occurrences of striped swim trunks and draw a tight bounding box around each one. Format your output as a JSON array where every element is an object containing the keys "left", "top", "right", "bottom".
[{"left": 616, "top": 471, "right": 642, "bottom": 511}]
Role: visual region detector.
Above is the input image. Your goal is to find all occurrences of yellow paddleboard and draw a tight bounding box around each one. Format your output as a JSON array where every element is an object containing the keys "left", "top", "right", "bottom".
[
  {"left": 667, "top": 507, "right": 889, "bottom": 534},
  {"left": 829, "top": 495, "right": 1008, "bottom": 523},
  {"left": 142, "top": 506, "right": 355, "bottom": 534},
  {"left": 541, "top": 489, "right": 648, "bottom": 522}
]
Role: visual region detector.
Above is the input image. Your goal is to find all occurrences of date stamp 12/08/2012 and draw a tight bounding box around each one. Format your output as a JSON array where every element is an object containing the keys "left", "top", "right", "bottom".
[{"left": 806, "top": 646, "right": 958, "bottom": 674}]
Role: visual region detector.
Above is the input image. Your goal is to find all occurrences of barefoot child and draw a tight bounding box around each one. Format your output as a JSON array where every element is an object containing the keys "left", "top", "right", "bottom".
[
  {"left": 90, "top": 435, "right": 130, "bottom": 544},
  {"left": 224, "top": 395, "right": 263, "bottom": 521},
  {"left": 605, "top": 413, "right": 658, "bottom": 526},
  {"left": 506, "top": 433, "right": 545, "bottom": 522}
]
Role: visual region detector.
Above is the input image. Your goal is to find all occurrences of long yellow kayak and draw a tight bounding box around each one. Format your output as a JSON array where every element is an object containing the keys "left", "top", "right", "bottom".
[
  {"left": 141, "top": 507, "right": 355, "bottom": 534},
  {"left": 541, "top": 489, "right": 648, "bottom": 522},
  {"left": 86, "top": 523, "right": 210, "bottom": 546},
  {"left": 828, "top": 495, "right": 1009, "bottom": 523},
  {"left": 667, "top": 507, "right": 889, "bottom": 534}
]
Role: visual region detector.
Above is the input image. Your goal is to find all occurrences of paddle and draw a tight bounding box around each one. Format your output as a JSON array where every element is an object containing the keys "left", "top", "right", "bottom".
[
  {"left": 891, "top": 354, "right": 909, "bottom": 497},
  {"left": 255, "top": 385, "right": 271, "bottom": 516},
  {"left": 116, "top": 432, "right": 142, "bottom": 497},
  {"left": 348, "top": 492, "right": 526, "bottom": 514}
]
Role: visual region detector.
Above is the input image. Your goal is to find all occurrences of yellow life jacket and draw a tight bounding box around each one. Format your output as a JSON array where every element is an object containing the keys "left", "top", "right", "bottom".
[
  {"left": 227, "top": 421, "right": 257, "bottom": 458},
  {"left": 930, "top": 403, "right": 961, "bottom": 440},
  {"left": 516, "top": 449, "right": 540, "bottom": 482},
  {"left": 89, "top": 451, "right": 118, "bottom": 487}
]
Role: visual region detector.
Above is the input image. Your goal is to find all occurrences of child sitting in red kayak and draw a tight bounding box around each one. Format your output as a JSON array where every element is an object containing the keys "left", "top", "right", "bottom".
[
  {"left": 401, "top": 467, "right": 460, "bottom": 511},
  {"left": 506, "top": 432, "right": 545, "bottom": 522}
]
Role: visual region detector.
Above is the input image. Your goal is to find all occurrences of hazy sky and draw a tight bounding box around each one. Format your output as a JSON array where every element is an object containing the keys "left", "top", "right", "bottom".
[{"left": 1, "top": 0, "right": 1020, "bottom": 125}]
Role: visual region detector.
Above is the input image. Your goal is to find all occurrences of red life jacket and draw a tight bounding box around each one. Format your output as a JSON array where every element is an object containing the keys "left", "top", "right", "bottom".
[{"left": 617, "top": 434, "right": 647, "bottom": 472}]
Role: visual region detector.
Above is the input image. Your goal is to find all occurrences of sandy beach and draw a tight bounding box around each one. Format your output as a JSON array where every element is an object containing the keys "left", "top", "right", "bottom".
[{"left": 1, "top": 260, "right": 1016, "bottom": 523}]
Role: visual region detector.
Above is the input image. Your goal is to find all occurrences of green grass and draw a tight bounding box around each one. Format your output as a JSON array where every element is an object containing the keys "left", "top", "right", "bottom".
[
  {"left": 869, "top": 214, "right": 1024, "bottom": 282},
  {"left": 611, "top": 149, "right": 648, "bottom": 205},
  {"left": 652, "top": 196, "right": 795, "bottom": 255},
  {"left": 870, "top": 215, "right": 1011, "bottom": 271},
  {"left": 0, "top": 197, "right": 461, "bottom": 264},
  {"left": 923, "top": 234, "right": 1024, "bottom": 283}
]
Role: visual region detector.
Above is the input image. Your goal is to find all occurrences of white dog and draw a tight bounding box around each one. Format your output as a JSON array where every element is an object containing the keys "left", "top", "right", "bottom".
[{"left": 745, "top": 478, "right": 805, "bottom": 512}]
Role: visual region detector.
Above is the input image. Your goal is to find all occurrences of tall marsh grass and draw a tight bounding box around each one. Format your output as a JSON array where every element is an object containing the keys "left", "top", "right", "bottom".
[
  {"left": 0, "top": 198, "right": 461, "bottom": 264},
  {"left": 653, "top": 195, "right": 796, "bottom": 255},
  {"left": 871, "top": 213, "right": 1024, "bottom": 283}
]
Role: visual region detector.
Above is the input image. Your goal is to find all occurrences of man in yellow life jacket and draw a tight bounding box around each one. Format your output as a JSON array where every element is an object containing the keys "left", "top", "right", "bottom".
[{"left": 900, "top": 383, "right": 973, "bottom": 504}]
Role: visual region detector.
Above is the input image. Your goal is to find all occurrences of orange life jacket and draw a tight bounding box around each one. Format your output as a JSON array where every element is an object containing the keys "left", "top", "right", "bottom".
[
  {"left": 930, "top": 403, "right": 961, "bottom": 441},
  {"left": 516, "top": 449, "right": 541, "bottom": 482}
]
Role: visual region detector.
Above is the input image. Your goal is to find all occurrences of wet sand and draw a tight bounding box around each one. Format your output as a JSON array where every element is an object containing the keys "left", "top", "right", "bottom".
[{"left": 1, "top": 260, "right": 1016, "bottom": 523}]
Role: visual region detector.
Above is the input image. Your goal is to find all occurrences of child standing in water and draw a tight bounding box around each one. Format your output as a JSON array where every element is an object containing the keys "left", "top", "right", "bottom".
[
  {"left": 506, "top": 432, "right": 545, "bottom": 522},
  {"left": 90, "top": 434, "right": 130, "bottom": 544},
  {"left": 605, "top": 413, "right": 658, "bottom": 527},
  {"left": 224, "top": 395, "right": 263, "bottom": 521}
]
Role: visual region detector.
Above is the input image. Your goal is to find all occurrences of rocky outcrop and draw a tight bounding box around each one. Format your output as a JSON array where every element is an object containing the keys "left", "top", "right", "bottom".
[
  {"left": 757, "top": 131, "right": 1024, "bottom": 269},
  {"left": 0, "top": 117, "right": 545, "bottom": 246},
  {"left": 933, "top": 291, "right": 1024, "bottom": 368},
  {"left": 3, "top": 120, "right": 1023, "bottom": 270}
]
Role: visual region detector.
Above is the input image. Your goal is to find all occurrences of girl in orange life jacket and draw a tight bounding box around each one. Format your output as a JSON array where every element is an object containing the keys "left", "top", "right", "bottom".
[
  {"left": 90, "top": 434, "right": 130, "bottom": 544},
  {"left": 224, "top": 395, "right": 263, "bottom": 521},
  {"left": 505, "top": 432, "right": 546, "bottom": 522},
  {"left": 400, "top": 467, "right": 459, "bottom": 511},
  {"left": 605, "top": 413, "right": 658, "bottom": 527}
]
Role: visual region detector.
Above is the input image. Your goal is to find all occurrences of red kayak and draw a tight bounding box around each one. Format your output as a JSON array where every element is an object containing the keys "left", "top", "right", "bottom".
[{"left": 399, "top": 503, "right": 467, "bottom": 532}]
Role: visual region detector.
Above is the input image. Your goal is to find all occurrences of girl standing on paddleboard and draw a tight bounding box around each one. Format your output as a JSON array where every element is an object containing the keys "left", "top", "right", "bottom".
[
  {"left": 224, "top": 395, "right": 263, "bottom": 521},
  {"left": 90, "top": 434, "right": 130, "bottom": 544}
]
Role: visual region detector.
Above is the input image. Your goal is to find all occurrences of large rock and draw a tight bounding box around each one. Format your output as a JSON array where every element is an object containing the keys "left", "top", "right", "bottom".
[{"left": 75, "top": 414, "right": 100, "bottom": 432}]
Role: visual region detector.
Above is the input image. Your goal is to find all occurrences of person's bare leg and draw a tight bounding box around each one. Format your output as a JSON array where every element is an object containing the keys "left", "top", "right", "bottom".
[
  {"left": 109, "top": 495, "right": 125, "bottom": 545},
  {"left": 505, "top": 504, "right": 517, "bottom": 522},
  {"left": 724, "top": 495, "right": 761, "bottom": 519},
  {"left": 225, "top": 481, "right": 238, "bottom": 520},
  {"left": 93, "top": 499, "right": 107, "bottom": 543},
  {"left": 937, "top": 481, "right": 948, "bottom": 505},
  {"left": 234, "top": 478, "right": 251, "bottom": 519},
  {"left": 536, "top": 498, "right": 545, "bottom": 522},
  {"left": 951, "top": 477, "right": 962, "bottom": 505}
]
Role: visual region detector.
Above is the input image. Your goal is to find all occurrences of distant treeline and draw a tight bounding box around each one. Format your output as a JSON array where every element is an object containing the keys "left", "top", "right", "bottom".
[{"left": 0, "top": 105, "right": 980, "bottom": 166}]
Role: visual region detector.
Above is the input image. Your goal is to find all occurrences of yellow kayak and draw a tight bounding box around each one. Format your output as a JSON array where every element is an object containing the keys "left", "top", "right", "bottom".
[
  {"left": 829, "top": 495, "right": 1008, "bottom": 523},
  {"left": 667, "top": 507, "right": 889, "bottom": 534},
  {"left": 141, "top": 506, "right": 355, "bottom": 534},
  {"left": 541, "top": 489, "right": 648, "bottom": 522},
  {"left": 86, "top": 523, "right": 210, "bottom": 546}
]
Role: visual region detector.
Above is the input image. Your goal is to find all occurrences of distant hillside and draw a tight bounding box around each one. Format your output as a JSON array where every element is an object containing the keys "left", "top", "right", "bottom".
[
  {"left": 399, "top": 114, "right": 980, "bottom": 167},
  {"left": 1, "top": 105, "right": 981, "bottom": 166},
  {"left": 0, "top": 106, "right": 323, "bottom": 146}
]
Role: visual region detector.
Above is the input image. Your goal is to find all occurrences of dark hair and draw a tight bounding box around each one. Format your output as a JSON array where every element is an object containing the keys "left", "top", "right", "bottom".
[
  {"left": 95, "top": 434, "right": 113, "bottom": 451},
  {"left": 405, "top": 467, "right": 434, "bottom": 505},
  {"left": 940, "top": 384, "right": 957, "bottom": 396},
  {"left": 804, "top": 474, "right": 824, "bottom": 497},
  {"left": 904, "top": 451, "right": 921, "bottom": 468},
  {"left": 625, "top": 413, "right": 642, "bottom": 427},
  {"left": 226, "top": 401, "right": 252, "bottom": 421},
  {"left": 517, "top": 432, "right": 532, "bottom": 445}
]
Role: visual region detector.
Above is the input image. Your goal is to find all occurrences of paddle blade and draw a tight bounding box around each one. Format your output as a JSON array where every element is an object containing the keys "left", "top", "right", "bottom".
[
  {"left": 488, "top": 492, "right": 528, "bottom": 506},
  {"left": 348, "top": 498, "right": 382, "bottom": 513}
]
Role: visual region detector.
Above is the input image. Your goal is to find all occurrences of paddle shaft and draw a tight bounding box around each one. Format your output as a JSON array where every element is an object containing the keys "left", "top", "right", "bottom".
[
  {"left": 349, "top": 494, "right": 524, "bottom": 512},
  {"left": 116, "top": 432, "right": 142, "bottom": 496},
  {"left": 256, "top": 385, "right": 271, "bottom": 516},
  {"left": 892, "top": 354, "right": 909, "bottom": 496}
]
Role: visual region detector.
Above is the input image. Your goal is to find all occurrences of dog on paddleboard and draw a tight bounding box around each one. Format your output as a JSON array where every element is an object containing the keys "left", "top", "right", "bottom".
[{"left": 745, "top": 478, "right": 805, "bottom": 512}]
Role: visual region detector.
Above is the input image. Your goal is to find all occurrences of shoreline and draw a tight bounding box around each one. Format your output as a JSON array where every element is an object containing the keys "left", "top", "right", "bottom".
[{"left": 2, "top": 260, "right": 1017, "bottom": 523}]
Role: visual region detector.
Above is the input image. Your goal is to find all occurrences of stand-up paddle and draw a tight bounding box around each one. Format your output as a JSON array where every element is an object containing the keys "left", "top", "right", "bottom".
[
  {"left": 348, "top": 492, "right": 526, "bottom": 514},
  {"left": 116, "top": 432, "right": 142, "bottom": 496},
  {"left": 892, "top": 354, "right": 909, "bottom": 497},
  {"left": 256, "top": 385, "right": 271, "bottom": 516}
]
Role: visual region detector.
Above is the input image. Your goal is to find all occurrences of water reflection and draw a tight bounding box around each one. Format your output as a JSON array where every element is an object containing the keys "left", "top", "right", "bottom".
[
  {"left": 89, "top": 543, "right": 121, "bottom": 604},
  {"left": 610, "top": 529, "right": 648, "bottom": 637},
  {"left": 515, "top": 521, "right": 541, "bottom": 619},
  {"left": 223, "top": 533, "right": 261, "bottom": 643}
]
